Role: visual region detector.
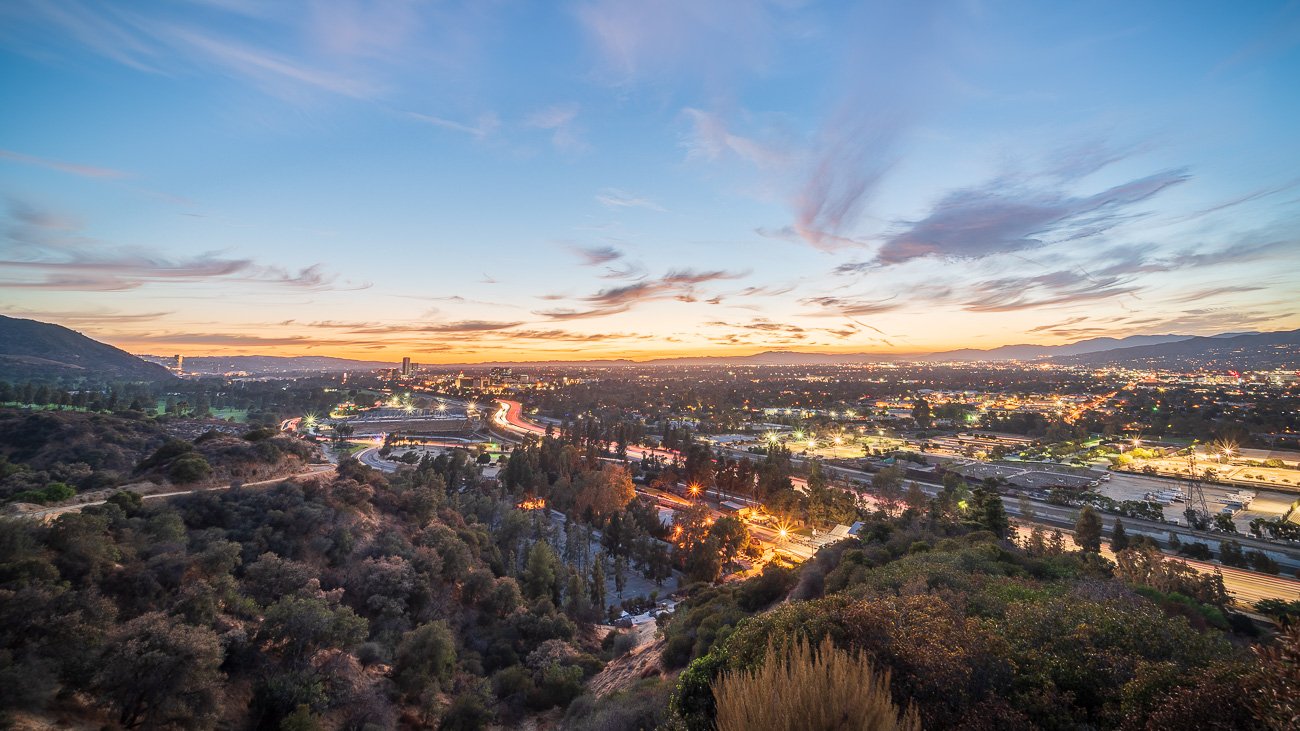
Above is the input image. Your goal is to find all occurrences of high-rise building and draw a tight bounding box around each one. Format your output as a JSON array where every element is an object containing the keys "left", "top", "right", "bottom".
[
  {"left": 401, "top": 356, "right": 411, "bottom": 376},
  {"left": 172, "top": 354, "right": 184, "bottom": 375}
]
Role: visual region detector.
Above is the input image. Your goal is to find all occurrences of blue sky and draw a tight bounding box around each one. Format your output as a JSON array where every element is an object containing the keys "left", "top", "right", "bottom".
[{"left": 1, "top": 0, "right": 1298, "bottom": 361}]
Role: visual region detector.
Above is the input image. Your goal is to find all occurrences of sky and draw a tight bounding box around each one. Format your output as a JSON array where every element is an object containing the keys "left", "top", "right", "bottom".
[{"left": 1, "top": 0, "right": 1299, "bottom": 363}]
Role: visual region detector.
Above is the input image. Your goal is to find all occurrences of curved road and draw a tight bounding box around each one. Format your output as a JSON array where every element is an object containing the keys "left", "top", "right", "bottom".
[{"left": 496, "top": 400, "right": 681, "bottom": 463}]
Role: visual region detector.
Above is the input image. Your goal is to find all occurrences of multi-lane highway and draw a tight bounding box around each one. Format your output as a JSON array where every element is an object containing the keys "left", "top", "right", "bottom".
[
  {"left": 494, "top": 400, "right": 1299, "bottom": 605},
  {"left": 495, "top": 400, "right": 680, "bottom": 462}
]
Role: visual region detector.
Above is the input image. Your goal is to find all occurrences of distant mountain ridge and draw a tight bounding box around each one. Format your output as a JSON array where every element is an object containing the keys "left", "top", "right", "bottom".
[
  {"left": 1051, "top": 329, "right": 1300, "bottom": 369},
  {"left": 918, "top": 334, "right": 1196, "bottom": 362},
  {"left": 169, "top": 355, "right": 396, "bottom": 374},
  {"left": 6, "top": 315, "right": 1295, "bottom": 375},
  {"left": 0, "top": 315, "right": 175, "bottom": 383}
]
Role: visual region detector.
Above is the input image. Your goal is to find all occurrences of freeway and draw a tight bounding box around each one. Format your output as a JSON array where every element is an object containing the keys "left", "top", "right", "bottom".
[
  {"left": 716, "top": 448, "right": 1300, "bottom": 571},
  {"left": 491, "top": 401, "right": 1299, "bottom": 604},
  {"left": 495, "top": 400, "right": 680, "bottom": 463}
]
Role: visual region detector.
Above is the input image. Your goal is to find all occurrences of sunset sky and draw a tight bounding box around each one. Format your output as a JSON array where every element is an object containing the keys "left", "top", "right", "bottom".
[{"left": 2, "top": 1, "right": 1298, "bottom": 363}]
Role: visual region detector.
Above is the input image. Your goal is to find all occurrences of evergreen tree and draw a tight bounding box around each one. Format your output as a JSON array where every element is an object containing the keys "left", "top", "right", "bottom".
[
  {"left": 613, "top": 553, "right": 628, "bottom": 599},
  {"left": 1047, "top": 529, "right": 1066, "bottom": 555},
  {"left": 1111, "top": 519, "right": 1130, "bottom": 551},
  {"left": 589, "top": 553, "right": 607, "bottom": 617},
  {"left": 1075, "top": 506, "right": 1103, "bottom": 553}
]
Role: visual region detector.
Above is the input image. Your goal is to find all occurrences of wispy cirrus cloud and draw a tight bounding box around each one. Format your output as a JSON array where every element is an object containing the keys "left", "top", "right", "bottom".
[
  {"left": 672, "top": 2, "right": 958, "bottom": 252},
  {"left": 1091, "top": 237, "right": 1294, "bottom": 277},
  {"left": 569, "top": 244, "right": 624, "bottom": 266},
  {"left": 800, "top": 295, "right": 901, "bottom": 317},
  {"left": 525, "top": 103, "right": 588, "bottom": 154},
  {"left": 0, "top": 197, "right": 364, "bottom": 292},
  {"left": 875, "top": 168, "right": 1190, "bottom": 266},
  {"left": 596, "top": 188, "right": 665, "bottom": 211},
  {"left": 575, "top": 0, "right": 781, "bottom": 86},
  {"left": 960, "top": 270, "right": 1139, "bottom": 313},
  {"left": 405, "top": 110, "right": 501, "bottom": 140},
  {"left": 565, "top": 243, "right": 648, "bottom": 280},
  {"left": 537, "top": 268, "right": 745, "bottom": 319},
  {"left": 0, "top": 0, "right": 495, "bottom": 103},
  {"left": 681, "top": 109, "right": 794, "bottom": 169},
  {"left": 0, "top": 148, "right": 130, "bottom": 179}
]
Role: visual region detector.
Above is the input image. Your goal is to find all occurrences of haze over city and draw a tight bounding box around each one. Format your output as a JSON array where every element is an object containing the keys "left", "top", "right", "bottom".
[{"left": 2, "top": 0, "right": 1298, "bottom": 362}]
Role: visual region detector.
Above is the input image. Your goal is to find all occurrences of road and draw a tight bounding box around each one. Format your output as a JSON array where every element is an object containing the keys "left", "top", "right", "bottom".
[
  {"left": 495, "top": 400, "right": 679, "bottom": 463},
  {"left": 18, "top": 463, "right": 337, "bottom": 520},
  {"left": 357, "top": 446, "right": 399, "bottom": 473},
  {"left": 490, "top": 400, "right": 1300, "bottom": 605}
]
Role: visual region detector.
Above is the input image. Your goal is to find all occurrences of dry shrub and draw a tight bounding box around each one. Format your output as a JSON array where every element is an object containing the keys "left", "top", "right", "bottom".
[
  {"left": 712, "top": 635, "right": 921, "bottom": 731},
  {"left": 1250, "top": 624, "right": 1300, "bottom": 731}
]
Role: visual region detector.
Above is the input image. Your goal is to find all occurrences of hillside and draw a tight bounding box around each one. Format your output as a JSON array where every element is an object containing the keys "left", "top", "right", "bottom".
[
  {"left": 920, "top": 333, "right": 1194, "bottom": 362},
  {"left": 1053, "top": 329, "right": 1300, "bottom": 369},
  {"left": 0, "top": 315, "right": 175, "bottom": 383},
  {"left": 0, "top": 408, "right": 318, "bottom": 507}
]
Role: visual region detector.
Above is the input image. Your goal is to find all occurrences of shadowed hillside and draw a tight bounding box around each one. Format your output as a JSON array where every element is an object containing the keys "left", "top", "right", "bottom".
[{"left": 0, "top": 316, "right": 175, "bottom": 384}]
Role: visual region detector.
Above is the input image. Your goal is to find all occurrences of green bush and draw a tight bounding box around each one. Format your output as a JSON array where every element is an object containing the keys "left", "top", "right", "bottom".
[{"left": 168, "top": 454, "right": 211, "bottom": 484}]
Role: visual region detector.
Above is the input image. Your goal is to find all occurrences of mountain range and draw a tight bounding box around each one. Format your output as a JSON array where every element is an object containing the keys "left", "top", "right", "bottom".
[
  {"left": 1051, "top": 329, "right": 1300, "bottom": 370},
  {"left": 0, "top": 315, "right": 176, "bottom": 383},
  {"left": 2, "top": 314, "right": 1296, "bottom": 379},
  {"left": 167, "top": 355, "right": 397, "bottom": 375}
]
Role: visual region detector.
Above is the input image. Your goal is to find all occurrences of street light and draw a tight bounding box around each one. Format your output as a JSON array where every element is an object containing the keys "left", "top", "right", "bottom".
[{"left": 688, "top": 483, "right": 701, "bottom": 498}]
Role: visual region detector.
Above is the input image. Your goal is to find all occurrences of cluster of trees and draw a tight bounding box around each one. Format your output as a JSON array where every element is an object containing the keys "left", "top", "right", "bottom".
[
  {"left": 0, "top": 378, "right": 356, "bottom": 429},
  {"left": 0, "top": 409, "right": 169, "bottom": 502},
  {"left": 1082, "top": 386, "right": 1298, "bottom": 449},
  {"left": 666, "top": 505, "right": 1293, "bottom": 731},
  {"left": 0, "top": 448, "right": 639, "bottom": 728},
  {"left": 0, "top": 381, "right": 157, "bottom": 413},
  {"left": 0, "top": 409, "right": 321, "bottom": 505}
]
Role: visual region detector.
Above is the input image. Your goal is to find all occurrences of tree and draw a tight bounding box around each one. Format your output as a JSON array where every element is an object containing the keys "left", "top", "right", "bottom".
[
  {"left": 613, "top": 553, "right": 628, "bottom": 599},
  {"left": 1220, "top": 539, "right": 1246, "bottom": 567},
  {"left": 93, "top": 612, "right": 224, "bottom": 729},
  {"left": 523, "top": 541, "right": 563, "bottom": 604},
  {"left": 710, "top": 516, "right": 750, "bottom": 569},
  {"left": 1047, "top": 529, "right": 1066, "bottom": 555},
  {"left": 967, "top": 482, "right": 1008, "bottom": 538},
  {"left": 259, "top": 595, "right": 368, "bottom": 666},
  {"left": 1213, "top": 513, "right": 1239, "bottom": 533},
  {"left": 573, "top": 464, "right": 636, "bottom": 520},
  {"left": 911, "top": 398, "right": 932, "bottom": 429},
  {"left": 1074, "top": 506, "right": 1103, "bottom": 553},
  {"left": 394, "top": 621, "right": 457, "bottom": 699},
  {"left": 1110, "top": 518, "right": 1130, "bottom": 551},
  {"left": 589, "top": 554, "right": 607, "bottom": 614},
  {"left": 872, "top": 466, "right": 905, "bottom": 513},
  {"left": 1022, "top": 524, "right": 1047, "bottom": 556}
]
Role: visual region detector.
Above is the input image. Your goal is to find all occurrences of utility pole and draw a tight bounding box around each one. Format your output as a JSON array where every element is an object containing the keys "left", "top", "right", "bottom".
[{"left": 1183, "top": 446, "right": 1210, "bottom": 530}]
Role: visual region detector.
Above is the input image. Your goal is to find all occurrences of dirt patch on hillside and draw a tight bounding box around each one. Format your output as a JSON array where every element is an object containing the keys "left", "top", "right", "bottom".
[{"left": 586, "top": 622, "right": 668, "bottom": 698}]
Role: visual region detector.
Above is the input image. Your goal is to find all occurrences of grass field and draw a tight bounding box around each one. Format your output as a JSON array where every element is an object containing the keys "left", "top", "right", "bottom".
[{"left": 152, "top": 400, "right": 248, "bottom": 422}]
